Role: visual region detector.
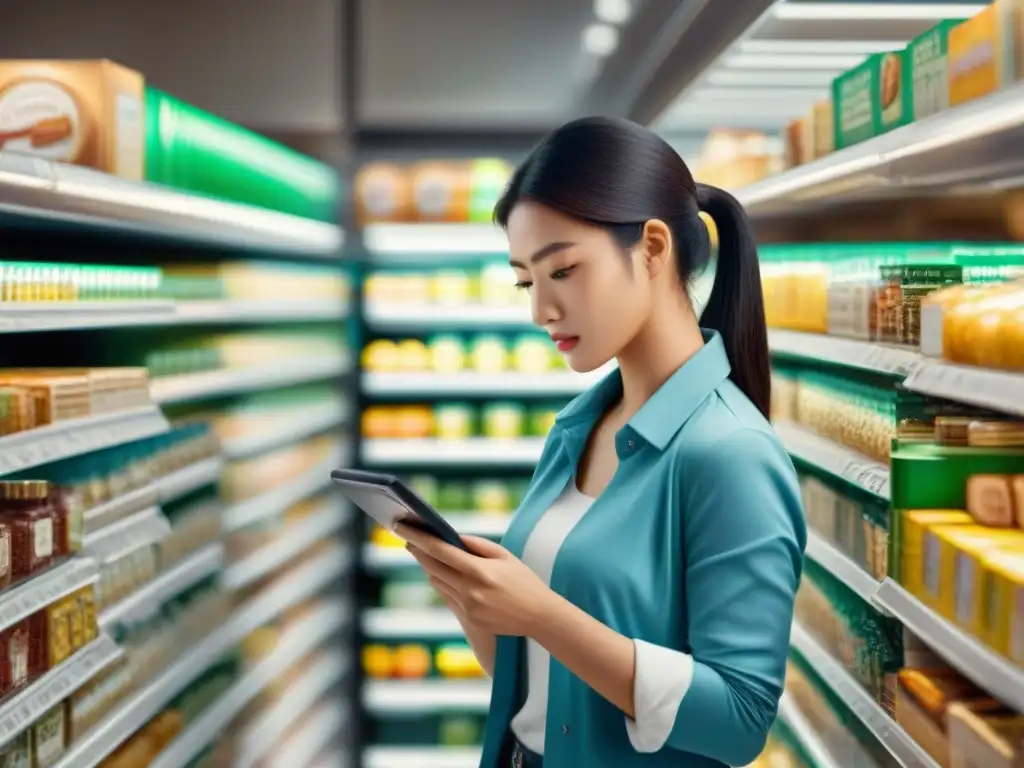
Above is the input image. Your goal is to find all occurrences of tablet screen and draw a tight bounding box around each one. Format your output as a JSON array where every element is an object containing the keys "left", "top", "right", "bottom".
[{"left": 341, "top": 481, "right": 417, "bottom": 532}]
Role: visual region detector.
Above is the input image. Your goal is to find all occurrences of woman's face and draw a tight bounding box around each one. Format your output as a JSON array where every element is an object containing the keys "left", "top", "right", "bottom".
[{"left": 506, "top": 200, "right": 655, "bottom": 373}]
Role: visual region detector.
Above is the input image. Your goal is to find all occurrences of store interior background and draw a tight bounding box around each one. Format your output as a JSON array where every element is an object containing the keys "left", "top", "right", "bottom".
[{"left": 0, "top": 0, "right": 1021, "bottom": 766}]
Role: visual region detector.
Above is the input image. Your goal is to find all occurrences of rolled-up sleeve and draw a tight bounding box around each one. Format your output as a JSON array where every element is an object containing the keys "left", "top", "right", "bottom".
[{"left": 626, "top": 428, "right": 805, "bottom": 765}]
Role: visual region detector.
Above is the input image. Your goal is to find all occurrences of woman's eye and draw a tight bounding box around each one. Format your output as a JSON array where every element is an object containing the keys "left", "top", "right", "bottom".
[
  {"left": 551, "top": 266, "right": 575, "bottom": 280},
  {"left": 514, "top": 281, "right": 532, "bottom": 292}
]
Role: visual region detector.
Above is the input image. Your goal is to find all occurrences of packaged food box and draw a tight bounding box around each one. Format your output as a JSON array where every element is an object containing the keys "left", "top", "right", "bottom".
[
  {"left": 910, "top": 20, "right": 961, "bottom": 119},
  {"left": 832, "top": 50, "right": 912, "bottom": 149},
  {"left": 948, "top": 702, "right": 1024, "bottom": 768},
  {"left": 981, "top": 550, "right": 1024, "bottom": 661},
  {"left": 0, "top": 59, "right": 145, "bottom": 180},
  {"left": 948, "top": 0, "right": 1024, "bottom": 108}
]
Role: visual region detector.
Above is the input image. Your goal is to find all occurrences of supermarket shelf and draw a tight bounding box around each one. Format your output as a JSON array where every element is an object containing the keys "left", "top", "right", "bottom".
[
  {"left": 363, "top": 222, "right": 507, "bottom": 255},
  {"left": 363, "top": 544, "right": 415, "bottom": 571},
  {"left": 0, "top": 405, "right": 170, "bottom": 477},
  {"left": 234, "top": 651, "right": 348, "bottom": 768},
  {"left": 0, "top": 635, "right": 122, "bottom": 748},
  {"left": 149, "top": 354, "right": 350, "bottom": 405},
  {"left": 777, "top": 694, "right": 840, "bottom": 768},
  {"left": 83, "top": 506, "right": 171, "bottom": 557},
  {"left": 223, "top": 502, "right": 350, "bottom": 589},
  {"left": 270, "top": 701, "right": 349, "bottom": 768},
  {"left": 364, "top": 302, "right": 530, "bottom": 331},
  {"left": 363, "top": 370, "right": 600, "bottom": 396},
  {"left": 0, "top": 154, "right": 342, "bottom": 256},
  {"left": 363, "top": 679, "right": 492, "bottom": 714},
  {"left": 874, "top": 579, "right": 1024, "bottom": 713},
  {"left": 363, "top": 747, "right": 482, "bottom": 768},
  {"left": 0, "top": 557, "right": 98, "bottom": 631},
  {"left": 735, "top": 80, "right": 1024, "bottom": 216},
  {"left": 222, "top": 400, "right": 348, "bottom": 460},
  {"left": 773, "top": 421, "right": 889, "bottom": 501},
  {"left": 362, "top": 608, "right": 463, "bottom": 639},
  {"left": 52, "top": 545, "right": 351, "bottom": 768},
  {"left": 768, "top": 330, "right": 925, "bottom": 379},
  {"left": 149, "top": 602, "right": 349, "bottom": 768},
  {"left": 805, "top": 531, "right": 880, "bottom": 604},
  {"left": 789, "top": 623, "right": 940, "bottom": 768},
  {"left": 221, "top": 445, "right": 346, "bottom": 531},
  {"left": 172, "top": 299, "right": 348, "bottom": 324},
  {"left": 362, "top": 438, "right": 544, "bottom": 467},
  {"left": 153, "top": 457, "right": 224, "bottom": 503},
  {"left": 904, "top": 360, "right": 1024, "bottom": 419},
  {"left": 99, "top": 543, "right": 224, "bottom": 630},
  {"left": 83, "top": 484, "right": 160, "bottom": 536}
]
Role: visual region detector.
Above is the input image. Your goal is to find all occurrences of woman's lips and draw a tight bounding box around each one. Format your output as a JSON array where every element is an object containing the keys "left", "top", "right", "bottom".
[{"left": 554, "top": 337, "right": 579, "bottom": 353}]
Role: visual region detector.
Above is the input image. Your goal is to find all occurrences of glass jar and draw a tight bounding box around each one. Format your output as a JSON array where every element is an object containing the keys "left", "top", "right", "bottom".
[{"left": 0, "top": 480, "right": 56, "bottom": 579}]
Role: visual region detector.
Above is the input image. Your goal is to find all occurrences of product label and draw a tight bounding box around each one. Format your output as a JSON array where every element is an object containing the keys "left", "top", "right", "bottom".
[
  {"left": 8, "top": 629, "right": 27, "bottom": 687},
  {"left": 1013, "top": 586, "right": 1024, "bottom": 661},
  {"left": 835, "top": 66, "right": 875, "bottom": 147},
  {"left": 34, "top": 710, "right": 64, "bottom": 763},
  {"left": 0, "top": 80, "right": 81, "bottom": 163},
  {"left": 912, "top": 27, "right": 950, "bottom": 118},
  {"left": 415, "top": 175, "right": 452, "bottom": 218},
  {"left": 33, "top": 518, "right": 53, "bottom": 559},
  {"left": 879, "top": 52, "right": 906, "bottom": 129},
  {"left": 955, "top": 552, "right": 975, "bottom": 626},
  {"left": 924, "top": 533, "right": 940, "bottom": 597},
  {"left": 114, "top": 92, "right": 144, "bottom": 179},
  {"left": 0, "top": 530, "right": 10, "bottom": 577}
]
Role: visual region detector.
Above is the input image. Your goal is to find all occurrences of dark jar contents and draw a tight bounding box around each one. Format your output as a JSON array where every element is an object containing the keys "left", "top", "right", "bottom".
[
  {"left": 46, "top": 483, "right": 80, "bottom": 558},
  {"left": 0, "top": 481, "right": 56, "bottom": 580},
  {"left": 0, "top": 619, "right": 31, "bottom": 695}
]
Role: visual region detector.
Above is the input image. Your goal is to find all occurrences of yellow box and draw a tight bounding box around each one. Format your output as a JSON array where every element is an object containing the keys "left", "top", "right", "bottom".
[
  {"left": 0, "top": 59, "right": 145, "bottom": 180},
  {"left": 948, "top": 0, "right": 1024, "bottom": 107},
  {"left": 982, "top": 550, "right": 1024, "bottom": 662},
  {"left": 905, "top": 510, "right": 973, "bottom": 602},
  {"left": 930, "top": 525, "right": 1024, "bottom": 635}
]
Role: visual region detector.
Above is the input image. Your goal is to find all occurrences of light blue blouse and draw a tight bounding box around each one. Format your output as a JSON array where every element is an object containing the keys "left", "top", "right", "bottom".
[{"left": 480, "top": 329, "right": 806, "bottom": 767}]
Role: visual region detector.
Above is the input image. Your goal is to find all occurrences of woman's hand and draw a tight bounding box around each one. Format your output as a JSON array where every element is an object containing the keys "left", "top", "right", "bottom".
[{"left": 394, "top": 523, "right": 556, "bottom": 637}]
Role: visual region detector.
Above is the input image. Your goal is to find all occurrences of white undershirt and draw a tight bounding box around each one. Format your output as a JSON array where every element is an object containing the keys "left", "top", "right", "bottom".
[{"left": 509, "top": 483, "right": 696, "bottom": 755}]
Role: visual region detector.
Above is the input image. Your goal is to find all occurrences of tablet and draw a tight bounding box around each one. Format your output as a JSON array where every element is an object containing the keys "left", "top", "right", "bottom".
[{"left": 331, "top": 468, "right": 469, "bottom": 551}]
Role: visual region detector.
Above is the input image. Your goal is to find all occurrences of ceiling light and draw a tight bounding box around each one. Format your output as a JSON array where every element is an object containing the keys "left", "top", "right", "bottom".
[
  {"left": 706, "top": 69, "right": 842, "bottom": 87},
  {"left": 724, "top": 53, "right": 868, "bottom": 70},
  {"left": 687, "top": 87, "right": 829, "bottom": 103},
  {"left": 583, "top": 23, "right": 619, "bottom": 57},
  {"left": 772, "top": 2, "right": 986, "bottom": 21},
  {"left": 595, "top": 0, "right": 633, "bottom": 24},
  {"left": 739, "top": 40, "right": 902, "bottom": 55}
]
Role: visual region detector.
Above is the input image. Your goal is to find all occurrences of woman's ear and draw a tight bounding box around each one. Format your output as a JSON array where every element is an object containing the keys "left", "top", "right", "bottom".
[{"left": 638, "top": 219, "right": 673, "bottom": 277}]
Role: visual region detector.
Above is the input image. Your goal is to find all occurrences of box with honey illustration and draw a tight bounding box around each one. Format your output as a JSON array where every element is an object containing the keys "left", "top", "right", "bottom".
[
  {"left": 832, "top": 50, "right": 913, "bottom": 150},
  {"left": 948, "top": 0, "right": 1024, "bottom": 108},
  {"left": 0, "top": 59, "right": 145, "bottom": 180}
]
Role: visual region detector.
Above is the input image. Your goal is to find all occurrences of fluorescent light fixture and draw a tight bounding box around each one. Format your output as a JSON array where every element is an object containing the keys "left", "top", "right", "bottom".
[
  {"left": 595, "top": 0, "right": 633, "bottom": 24},
  {"left": 724, "top": 53, "right": 867, "bottom": 70},
  {"left": 687, "top": 87, "right": 828, "bottom": 102},
  {"left": 363, "top": 223, "right": 508, "bottom": 255},
  {"left": 583, "top": 23, "right": 619, "bottom": 57},
  {"left": 772, "top": 2, "right": 986, "bottom": 21},
  {"left": 706, "top": 69, "right": 840, "bottom": 87},
  {"left": 739, "top": 40, "right": 902, "bottom": 56}
]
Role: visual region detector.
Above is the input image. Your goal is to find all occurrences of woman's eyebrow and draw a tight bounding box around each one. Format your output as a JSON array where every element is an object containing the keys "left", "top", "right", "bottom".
[{"left": 509, "top": 241, "right": 575, "bottom": 268}]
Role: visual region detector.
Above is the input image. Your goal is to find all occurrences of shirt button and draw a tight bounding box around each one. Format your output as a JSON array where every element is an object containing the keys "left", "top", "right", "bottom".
[
  {"left": 562, "top": 724, "right": 569, "bottom": 735},
  {"left": 627, "top": 440, "right": 635, "bottom": 450}
]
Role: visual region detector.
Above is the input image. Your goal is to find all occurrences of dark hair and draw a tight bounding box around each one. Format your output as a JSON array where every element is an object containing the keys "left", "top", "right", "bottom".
[{"left": 493, "top": 116, "right": 770, "bottom": 419}]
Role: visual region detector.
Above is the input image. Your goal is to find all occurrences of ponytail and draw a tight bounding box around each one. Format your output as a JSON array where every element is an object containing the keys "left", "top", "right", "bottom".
[{"left": 696, "top": 183, "right": 770, "bottom": 419}]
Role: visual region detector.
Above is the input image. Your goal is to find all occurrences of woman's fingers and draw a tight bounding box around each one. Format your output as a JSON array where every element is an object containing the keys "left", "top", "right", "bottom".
[{"left": 408, "top": 544, "right": 465, "bottom": 588}]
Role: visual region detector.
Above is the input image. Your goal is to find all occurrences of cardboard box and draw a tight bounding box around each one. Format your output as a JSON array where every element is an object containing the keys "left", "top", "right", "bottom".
[
  {"left": 832, "top": 50, "right": 912, "bottom": 150},
  {"left": 0, "top": 59, "right": 145, "bottom": 180},
  {"left": 948, "top": 0, "right": 1024, "bottom": 108},
  {"left": 910, "top": 20, "right": 961, "bottom": 119}
]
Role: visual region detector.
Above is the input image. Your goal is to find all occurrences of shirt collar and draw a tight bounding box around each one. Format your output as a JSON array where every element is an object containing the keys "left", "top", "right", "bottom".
[{"left": 555, "top": 329, "right": 732, "bottom": 451}]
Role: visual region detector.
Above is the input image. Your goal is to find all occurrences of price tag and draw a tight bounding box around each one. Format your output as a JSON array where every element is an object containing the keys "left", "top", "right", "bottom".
[
  {"left": 841, "top": 459, "right": 890, "bottom": 498},
  {"left": 0, "top": 560, "right": 96, "bottom": 631},
  {"left": 859, "top": 345, "right": 925, "bottom": 378},
  {"left": 907, "top": 363, "right": 1024, "bottom": 417}
]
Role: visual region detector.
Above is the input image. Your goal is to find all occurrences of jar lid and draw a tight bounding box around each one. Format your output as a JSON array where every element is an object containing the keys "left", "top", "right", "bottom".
[{"left": 0, "top": 480, "right": 49, "bottom": 500}]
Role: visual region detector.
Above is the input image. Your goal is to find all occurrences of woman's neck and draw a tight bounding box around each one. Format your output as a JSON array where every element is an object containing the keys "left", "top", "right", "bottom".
[{"left": 614, "top": 303, "right": 705, "bottom": 421}]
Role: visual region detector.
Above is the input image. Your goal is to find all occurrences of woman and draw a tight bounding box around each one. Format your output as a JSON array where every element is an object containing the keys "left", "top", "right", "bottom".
[{"left": 395, "top": 116, "right": 806, "bottom": 767}]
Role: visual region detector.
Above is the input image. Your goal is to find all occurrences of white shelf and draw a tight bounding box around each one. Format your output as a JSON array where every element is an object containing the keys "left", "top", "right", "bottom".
[
  {"left": 0, "top": 635, "right": 122, "bottom": 749},
  {"left": 363, "top": 222, "right": 507, "bottom": 255},
  {"left": 83, "top": 484, "right": 160, "bottom": 536},
  {"left": 362, "top": 608, "right": 464, "bottom": 639},
  {"left": 0, "top": 154, "right": 342, "bottom": 256},
  {"left": 736, "top": 80, "right": 1024, "bottom": 216},
  {"left": 362, "top": 438, "right": 544, "bottom": 467},
  {"left": 234, "top": 651, "right": 348, "bottom": 768},
  {"left": 768, "top": 330, "right": 925, "bottom": 379},
  {"left": 773, "top": 421, "right": 889, "bottom": 500},
  {"left": 790, "top": 623, "right": 940, "bottom": 768},
  {"left": 363, "top": 544, "right": 415, "bottom": 571},
  {"left": 364, "top": 302, "right": 530, "bottom": 330},
  {"left": 363, "top": 679, "right": 492, "bottom": 714},
  {"left": 0, "top": 406, "right": 169, "bottom": 477},
  {"left": 874, "top": 579, "right": 1024, "bottom": 713},
  {"left": 777, "top": 694, "right": 840, "bottom": 768},
  {"left": 83, "top": 507, "right": 171, "bottom": 560},
  {"left": 221, "top": 445, "right": 345, "bottom": 531},
  {"left": 149, "top": 603, "right": 349, "bottom": 768},
  {"left": 149, "top": 354, "right": 350, "bottom": 405},
  {"left": 52, "top": 544, "right": 350, "bottom": 768},
  {"left": 805, "top": 532, "right": 880, "bottom": 604},
  {"left": 269, "top": 701, "right": 349, "bottom": 768},
  {"left": 363, "top": 370, "right": 599, "bottom": 396},
  {"left": 99, "top": 543, "right": 223, "bottom": 630},
  {"left": 171, "top": 299, "right": 348, "bottom": 324},
  {"left": 363, "top": 747, "right": 482, "bottom": 768},
  {"left": 223, "top": 502, "right": 350, "bottom": 589},
  {"left": 904, "top": 361, "right": 1024, "bottom": 419},
  {"left": 0, "top": 557, "right": 98, "bottom": 632},
  {"left": 153, "top": 458, "right": 224, "bottom": 503},
  {"left": 222, "top": 401, "right": 348, "bottom": 460}
]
